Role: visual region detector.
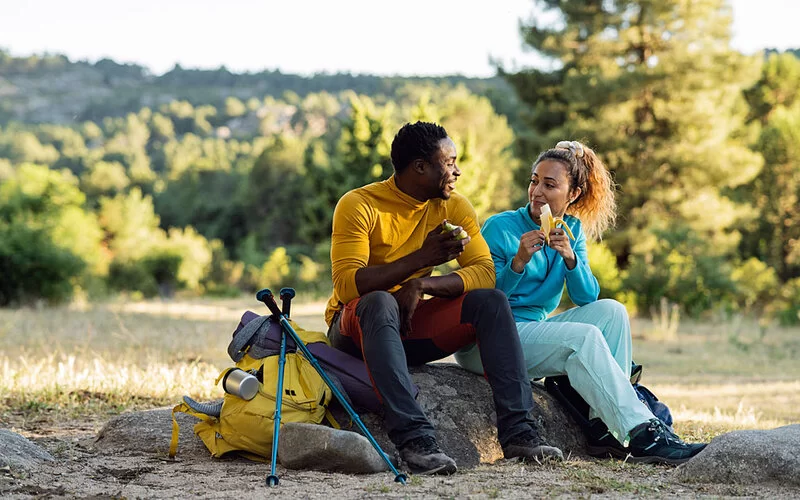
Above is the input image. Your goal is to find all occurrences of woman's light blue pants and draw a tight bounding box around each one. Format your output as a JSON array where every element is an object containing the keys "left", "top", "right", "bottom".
[{"left": 455, "top": 299, "right": 654, "bottom": 443}]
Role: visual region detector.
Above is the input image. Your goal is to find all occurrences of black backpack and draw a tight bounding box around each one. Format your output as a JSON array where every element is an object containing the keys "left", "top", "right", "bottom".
[{"left": 544, "top": 362, "right": 674, "bottom": 438}]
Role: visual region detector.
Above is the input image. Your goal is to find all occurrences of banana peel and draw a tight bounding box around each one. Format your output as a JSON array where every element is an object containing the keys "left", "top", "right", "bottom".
[
  {"left": 442, "top": 220, "right": 469, "bottom": 241},
  {"left": 540, "top": 204, "right": 575, "bottom": 243}
]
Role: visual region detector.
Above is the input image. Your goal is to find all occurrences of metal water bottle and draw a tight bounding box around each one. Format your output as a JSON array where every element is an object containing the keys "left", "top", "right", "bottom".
[{"left": 222, "top": 368, "right": 259, "bottom": 400}]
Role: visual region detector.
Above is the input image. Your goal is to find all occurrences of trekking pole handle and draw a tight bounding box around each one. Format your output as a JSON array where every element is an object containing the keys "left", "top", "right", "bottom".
[
  {"left": 256, "top": 289, "right": 282, "bottom": 318},
  {"left": 279, "top": 287, "right": 295, "bottom": 318}
]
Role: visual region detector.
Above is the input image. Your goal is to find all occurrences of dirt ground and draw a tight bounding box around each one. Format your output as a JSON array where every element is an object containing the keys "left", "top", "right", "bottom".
[{"left": 2, "top": 419, "right": 798, "bottom": 499}]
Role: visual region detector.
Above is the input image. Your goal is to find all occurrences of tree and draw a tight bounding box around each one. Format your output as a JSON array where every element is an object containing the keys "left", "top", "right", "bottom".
[
  {"left": 507, "top": 0, "right": 763, "bottom": 315},
  {"left": 299, "top": 94, "right": 394, "bottom": 245},
  {"left": 0, "top": 164, "right": 103, "bottom": 304},
  {"left": 737, "top": 53, "right": 800, "bottom": 284}
]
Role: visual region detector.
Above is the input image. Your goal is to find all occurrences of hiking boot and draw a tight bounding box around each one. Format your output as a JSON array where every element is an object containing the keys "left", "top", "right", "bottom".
[
  {"left": 627, "top": 419, "right": 707, "bottom": 465},
  {"left": 399, "top": 435, "right": 457, "bottom": 475},
  {"left": 585, "top": 418, "right": 629, "bottom": 459},
  {"left": 502, "top": 431, "right": 564, "bottom": 462}
]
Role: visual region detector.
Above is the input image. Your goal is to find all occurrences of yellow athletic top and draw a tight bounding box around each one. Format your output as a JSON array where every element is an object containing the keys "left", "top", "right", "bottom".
[{"left": 324, "top": 175, "right": 495, "bottom": 326}]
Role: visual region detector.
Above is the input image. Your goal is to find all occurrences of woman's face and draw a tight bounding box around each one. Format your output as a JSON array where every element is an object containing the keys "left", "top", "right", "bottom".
[{"left": 528, "top": 159, "right": 579, "bottom": 222}]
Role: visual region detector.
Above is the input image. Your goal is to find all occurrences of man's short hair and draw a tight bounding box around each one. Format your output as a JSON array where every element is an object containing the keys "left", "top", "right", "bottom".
[{"left": 390, "top": 121, "right": 448, "bottom": 174}]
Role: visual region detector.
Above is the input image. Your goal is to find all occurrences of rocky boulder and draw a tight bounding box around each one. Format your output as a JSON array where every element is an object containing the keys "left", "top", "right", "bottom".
[
  {"left": 95, "top": 363, "right": 587, "bottom": 470},
  {"left": 675, "top": 424, "right": 800, "bottom": 487},
  {"left": 0, "top": 429, "right": 55, "bottom": 471}
]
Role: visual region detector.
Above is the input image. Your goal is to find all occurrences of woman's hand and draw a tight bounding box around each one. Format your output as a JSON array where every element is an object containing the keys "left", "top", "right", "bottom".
[
  {"left": 548, "top": 228, "right": 576, "bottom": 269},
  {"left": 511, "top": 229, "right": 546, "bottom": 273}
]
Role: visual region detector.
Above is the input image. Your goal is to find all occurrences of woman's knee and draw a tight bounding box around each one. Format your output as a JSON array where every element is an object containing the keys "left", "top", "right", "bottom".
[
  {"left": 596, "top": 298, "right": 629, "bottom": 320},
  {"left": 577, "top": 324, "right": 605, "bottom": 348}
]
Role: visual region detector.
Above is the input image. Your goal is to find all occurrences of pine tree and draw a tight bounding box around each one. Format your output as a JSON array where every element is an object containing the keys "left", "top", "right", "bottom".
[
  {"left": 740, "top": 53, "right": 800, "bottom": 281},
  {"left": 507, "top": 0, "right": 764, "bottom": 313}
]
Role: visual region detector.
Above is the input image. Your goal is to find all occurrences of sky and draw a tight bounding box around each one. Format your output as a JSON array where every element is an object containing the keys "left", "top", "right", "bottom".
[{"left": 1, "top": 0, "right": 799, "bottom": 78}]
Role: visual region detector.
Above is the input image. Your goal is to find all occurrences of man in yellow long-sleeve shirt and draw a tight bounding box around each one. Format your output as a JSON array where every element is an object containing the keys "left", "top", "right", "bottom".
[{"left": 325, "top": 121, "right": 563, "bottom": 475}]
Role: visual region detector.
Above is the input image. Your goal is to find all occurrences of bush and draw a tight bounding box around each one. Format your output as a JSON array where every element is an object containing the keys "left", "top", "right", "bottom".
[
  {"left": 772, "top": 278, "right": 800, "bottom": 326},
  {"left": 107, "top": 250, "right": 182, "bottom": 298},
  {"left": 623, "top": 228, "right": 737, "bottom": 317},
  {"left": 730, "top": 257, "right": 779, "bottom": 314},
  {"left": 0, "top": 222, "right": 85, "bottom": 305}
]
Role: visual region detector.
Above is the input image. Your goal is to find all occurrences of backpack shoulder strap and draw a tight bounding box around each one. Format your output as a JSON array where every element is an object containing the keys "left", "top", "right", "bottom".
[{"left": 169, "top": 401, "right": 217, "bottom": 458}]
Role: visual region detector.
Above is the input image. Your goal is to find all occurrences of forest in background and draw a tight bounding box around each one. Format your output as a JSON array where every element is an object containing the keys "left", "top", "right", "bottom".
[{"left": 1, "top": 1, "right": 799, "bottom": 325}]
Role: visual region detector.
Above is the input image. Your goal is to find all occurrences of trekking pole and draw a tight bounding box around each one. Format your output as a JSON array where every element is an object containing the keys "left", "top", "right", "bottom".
[
  {"left": 266, "top": 303, "right": 288, "bottom": 487},
  {"left": 267, "top": 288, "right": 296, "bottom": 485},
  {"left": 280, "top": 287, "right": 295, "bottom": 318},
  {"left": 256, "top": 288, "right": 407, "bottom": 485}
]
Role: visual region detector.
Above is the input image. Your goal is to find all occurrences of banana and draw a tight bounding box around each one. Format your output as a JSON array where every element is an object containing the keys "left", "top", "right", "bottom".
[
  {"left": 442, "top": 220, "right": 469, "bottom": 241},
  {"left": 540, "top": 203, "right": 575, "bottom": 243}
]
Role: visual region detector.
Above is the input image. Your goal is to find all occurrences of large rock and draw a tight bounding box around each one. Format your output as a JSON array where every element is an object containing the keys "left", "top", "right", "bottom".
[
  {"left": 675, "top": 424, "right": 800, "bottom": 487},
  {"left": 0, "top": 429, "right": 55, "bottom": 471},
  {"left": 95, "top": 363, "right": 587, "bottom": 469},
  {"left": 278, "top": 422, "right": 392, "bottom": 473},
  {"left": 328, "top": 363, "right": 587, "bottom": 467},
  {"left": 95, "top": 406, "right": 211, "bottom": 457}
]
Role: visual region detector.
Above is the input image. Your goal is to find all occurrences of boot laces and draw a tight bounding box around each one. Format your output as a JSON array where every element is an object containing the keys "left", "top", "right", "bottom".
[{"left": 647, "top": 419, "right": 684, "bottom": 447}]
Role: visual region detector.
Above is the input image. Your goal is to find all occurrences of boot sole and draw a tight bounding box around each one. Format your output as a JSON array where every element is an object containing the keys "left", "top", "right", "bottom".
[
  {"left": 504, "top": 445, "right": 564, "bottom": 462},
  {"left": 586, "top": 444, "right": 629, "bottom": 460},
  {"left": 589, "top": 447, "right": 696, "bottom": 466},
  {"left": 409, "top": 461, "right": 458, "bottom": 476},
  {"left": 624, "top": 454, "right": 696, "bottom": 465}
]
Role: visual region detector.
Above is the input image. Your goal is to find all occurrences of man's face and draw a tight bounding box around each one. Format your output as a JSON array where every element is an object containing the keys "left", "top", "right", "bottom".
[{"left": 423, "top": 137, "right": 460, "bottom": 200}]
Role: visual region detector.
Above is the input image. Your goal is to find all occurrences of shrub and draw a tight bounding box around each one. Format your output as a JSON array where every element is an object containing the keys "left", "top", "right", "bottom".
[{"left": 0, "top": 222, "right": 85, "bottom": 305}]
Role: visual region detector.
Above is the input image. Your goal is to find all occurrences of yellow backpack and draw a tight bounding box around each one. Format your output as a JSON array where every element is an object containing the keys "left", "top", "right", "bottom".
[{"left": 169, "top": 316, "right": 335, "bottom": 460}]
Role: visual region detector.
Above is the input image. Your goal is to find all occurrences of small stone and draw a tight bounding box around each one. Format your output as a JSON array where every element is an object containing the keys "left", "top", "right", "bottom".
[{"left": 0, "top": 430, "right": 55, "bottom": 472}]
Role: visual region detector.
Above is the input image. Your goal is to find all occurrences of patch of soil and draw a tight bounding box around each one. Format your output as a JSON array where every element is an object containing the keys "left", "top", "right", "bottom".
[{"left": 1, "top": 421, "right": 798, "bottom": 499}]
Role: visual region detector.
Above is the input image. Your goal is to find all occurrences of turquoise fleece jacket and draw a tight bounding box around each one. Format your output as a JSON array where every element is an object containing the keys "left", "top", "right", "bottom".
[{"left": 481, "top": 204, "right": 599, "bottom": 322}]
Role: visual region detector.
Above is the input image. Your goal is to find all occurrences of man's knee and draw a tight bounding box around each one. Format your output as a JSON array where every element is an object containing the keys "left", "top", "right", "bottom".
[
  {"left": 355, "top": 291, "right": 400, "bottom": 331},
  {"left": 357, "top": 291, "right": 398, "bottom": 314},
  {"left": 464, "top": 288, "right": 511, "bottom": 314}
]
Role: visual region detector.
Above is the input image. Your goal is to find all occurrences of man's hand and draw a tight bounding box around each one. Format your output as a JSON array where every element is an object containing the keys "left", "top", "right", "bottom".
[
  {"left": 392, "top": 278, "right": 424, "bottom": 336},
  {"left": 511, "top": 229, "right": 546, "bottom": 273},
  {"left": 415, "top": 222, "right": 471, "bottom": 268},
  {"left": 548, "top": 228, "right": 576, "bottom": 269}
]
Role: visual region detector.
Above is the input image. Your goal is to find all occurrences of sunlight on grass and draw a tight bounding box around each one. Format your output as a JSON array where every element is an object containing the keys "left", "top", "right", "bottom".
[
  {"left": 1, "top": 351, "right": 222, "bottom": 411},
  {"left": 1, "top": 299, "right": 799, "bottom": 439}
]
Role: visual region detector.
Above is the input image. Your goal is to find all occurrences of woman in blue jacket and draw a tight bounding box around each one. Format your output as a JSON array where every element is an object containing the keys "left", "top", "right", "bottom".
[{"left": 456, "top": 141, "right": 705, "bottom": 464}]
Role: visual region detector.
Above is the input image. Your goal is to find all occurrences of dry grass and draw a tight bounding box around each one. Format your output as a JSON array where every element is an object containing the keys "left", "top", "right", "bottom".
[
  {"left": 0, "top": 296, "right": 328, "bottom": 424},
  {"left": 2, "top": 297, "right": 800, "bottom": 497},
  {"left": 1, "top": 297, "right": 799, "bottom": 440}
]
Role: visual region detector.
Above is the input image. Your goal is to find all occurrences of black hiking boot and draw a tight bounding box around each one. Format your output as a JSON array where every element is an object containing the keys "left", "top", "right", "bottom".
[
  {"left": 502, "top": 431, "right": 564, "bottom": 462},
  {"left": 627, "top": 419, "right": 707, "bottom": 465},
  {"left": 399, "top": 435, "right": 457, "bottom": 475},
  {"left": 585, "top": 418, "right": 629, "bottom": 459}
]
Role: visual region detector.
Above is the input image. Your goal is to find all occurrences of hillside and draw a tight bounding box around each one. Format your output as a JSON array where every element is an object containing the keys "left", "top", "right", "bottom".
[{"left": 0, "top": 50, "right": 516, "bottom": 125}]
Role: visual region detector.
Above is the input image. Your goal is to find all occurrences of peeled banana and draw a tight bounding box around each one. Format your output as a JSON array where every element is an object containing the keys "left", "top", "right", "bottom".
[
  {"left": 442, "top": 220, "right": 469, "bottom": 241},
  {"left": 540, "top": 204, "right": 575, "bottom": 243}
]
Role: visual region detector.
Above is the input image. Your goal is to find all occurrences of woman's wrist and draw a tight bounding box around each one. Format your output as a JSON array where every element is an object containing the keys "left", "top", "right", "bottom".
[
  {"left": 563, "top": 252, "right": 577, "bottom": 270},
  {"left": 511, "top": 255, "right": 526, "bottom": 274}
]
